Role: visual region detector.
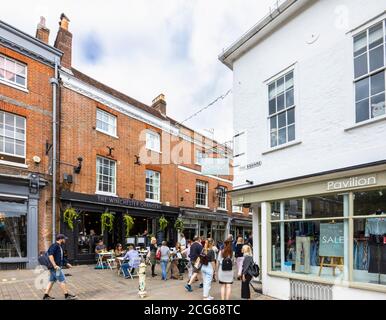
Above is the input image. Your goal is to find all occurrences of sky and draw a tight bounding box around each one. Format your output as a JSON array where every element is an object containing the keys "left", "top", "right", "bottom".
[{"left": 1, "top": 0, "right": 275, "bottom": 144}]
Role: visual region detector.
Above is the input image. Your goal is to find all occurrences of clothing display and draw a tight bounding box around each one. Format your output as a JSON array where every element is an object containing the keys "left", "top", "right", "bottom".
[
  {"left": 365, "top": 218, "right": 386, "bottom": 237},
  {"left": 368, "top": 235, "right": 386, "bottom": 274},
  {"left": 295, "top": 236, "right": 311, "bottom": 274},
  {"left": 353, "top": 240, "right": 370, "bottom": 271}
]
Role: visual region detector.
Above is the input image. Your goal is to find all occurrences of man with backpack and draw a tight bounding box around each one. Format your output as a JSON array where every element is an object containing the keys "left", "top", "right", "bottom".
[
  {"left": 184, "top": 236, "right": 203, "bottom": 292},
  {"left": 42, "top": 234, "right": 77, "bottom": 300}
]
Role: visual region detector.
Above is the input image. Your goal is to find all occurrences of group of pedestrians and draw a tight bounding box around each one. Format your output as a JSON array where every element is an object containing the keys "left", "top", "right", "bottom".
[{"left": 184, "top": 234, "right": 257, "bottom": 300}]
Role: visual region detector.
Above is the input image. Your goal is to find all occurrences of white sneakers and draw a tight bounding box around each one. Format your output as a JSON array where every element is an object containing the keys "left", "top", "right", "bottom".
[{"left": 203, "top": 296, "right": 214, "bottom": 300}]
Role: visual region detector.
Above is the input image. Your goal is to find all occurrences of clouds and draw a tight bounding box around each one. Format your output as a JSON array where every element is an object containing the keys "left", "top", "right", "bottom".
[{"left": 2, "top": 0, "right": 273, "bottom": 142}]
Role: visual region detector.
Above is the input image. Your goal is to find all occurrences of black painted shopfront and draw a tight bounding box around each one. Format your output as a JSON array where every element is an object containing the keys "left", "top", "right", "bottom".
[{"left": 60, "top": 191, "right": 179, "bottom": 264}]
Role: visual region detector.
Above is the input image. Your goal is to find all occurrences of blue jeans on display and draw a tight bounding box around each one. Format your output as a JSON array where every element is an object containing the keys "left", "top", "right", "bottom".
[
  {"left": 310, "top": 242, "right": 319, "bottom": 266},
  {"left": 201, "top": 263, "right": 213, "bottom": 298},
  {"left": 161, "top": 260, "right": 168, "bottom": 280}
]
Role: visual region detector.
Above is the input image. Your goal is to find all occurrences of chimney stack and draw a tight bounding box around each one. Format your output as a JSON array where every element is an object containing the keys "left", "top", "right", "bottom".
[
  {"left": 152, "top": 94, "right": 167, "bottom": 116},
  {"left": 54, "top": 13, "right": 72, "bottom": 69},
  {"left": 35, "top": 16, "right": 50, "bottom": 44}
]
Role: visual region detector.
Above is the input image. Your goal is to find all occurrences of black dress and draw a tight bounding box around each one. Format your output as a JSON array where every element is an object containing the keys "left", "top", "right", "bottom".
[{"left": 241, "top": 255, "right": 253, "bottom": 299}]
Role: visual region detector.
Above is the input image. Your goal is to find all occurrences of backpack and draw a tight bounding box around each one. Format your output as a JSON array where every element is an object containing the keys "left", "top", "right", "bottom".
[
  {"left": 38, "top": 251, "right": 53, "bottom": 269},
  {"left": 222, "top": 256, "right": 233, "bottom": 271},
  {"left": 248, "top": 261, "right": 260, "bottom": 278}
]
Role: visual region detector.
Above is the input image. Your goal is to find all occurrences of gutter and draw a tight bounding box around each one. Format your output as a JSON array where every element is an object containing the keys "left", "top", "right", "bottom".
[{"left": 50, "top": 58, "right": 60, "bottom": 242}]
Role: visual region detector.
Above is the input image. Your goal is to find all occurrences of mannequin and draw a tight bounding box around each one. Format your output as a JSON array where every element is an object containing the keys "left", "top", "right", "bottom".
[{"left": 365, "top": 208, "right": 386, "bottom": 284}]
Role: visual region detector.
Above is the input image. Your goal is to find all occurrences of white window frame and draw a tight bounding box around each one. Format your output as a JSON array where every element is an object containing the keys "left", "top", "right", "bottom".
[
  {"left": 96, "top": 156, "right": 116, "bottom": 196},
  {"left": 195, "top": 180, "right": 208, "bottom": 208},
  {"left": 232, "top": 204, "right": 243, "bottom": 213},
  {"left": 217, "top": 186, "right": 227, "bottom": 211},
  {"left": 0, "top": 111, "right": 26, "bottom": 159},
  {"left": 96, "top": 109, "right": 117, "bottom": 137},
  {"left": 0, "top": 54, "right": 27, "bottom": 90},
  {"left": 352, "top": 19, "right": 386, "bottom": 124},
  {"left": 145, "top": 170, "right": 161, "bottom": 202},
  {"left": 195, "top": 149, "right": 205, "bottom": 165},
  {"left": 145, "top": 130, "right": 161, "bottom": 153},
  {"left": 267, "top": 69, "right": 296, "bottom": 149}
]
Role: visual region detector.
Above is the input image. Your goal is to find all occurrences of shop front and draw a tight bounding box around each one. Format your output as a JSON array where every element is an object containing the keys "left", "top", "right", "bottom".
[
  {"left": 60, "top": 191, "right": 179, "bottom": 264},
  {"left": 230, "top": 217, "right": 252, "bottom": 241},
  {"left": 0, "top": 174, "right": 46, "bottom": 269},
  {"left": 233, "top": 162, "right": 386, "bottom": 300},
  {"left": 181, "top": 209, "right": 229, "bottom": 243}
]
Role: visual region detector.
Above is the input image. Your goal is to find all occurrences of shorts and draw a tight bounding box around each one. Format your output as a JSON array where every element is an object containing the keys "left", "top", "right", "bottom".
[
  {"left": 191, "top": 259, "right": 201, "bottom": 273},
  {"left": 49, "top": 268, "right": 66, "bottom": 283}
]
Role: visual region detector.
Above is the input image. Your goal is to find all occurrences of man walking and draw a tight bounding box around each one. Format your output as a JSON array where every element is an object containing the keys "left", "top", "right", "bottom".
[
  {"left": 184, "top": 236, "right": 203, "bottom": 292},
  {"left": 43, "top": 234, "right": 77, "bottom": 300}
]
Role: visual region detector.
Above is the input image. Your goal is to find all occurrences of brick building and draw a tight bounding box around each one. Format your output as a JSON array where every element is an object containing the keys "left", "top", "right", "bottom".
[
  {"left": 0, "top": 18, "right": 62, "bottom": 269},
  {"left": 0, "top": 15, "right": 251, "bottom": 267}
]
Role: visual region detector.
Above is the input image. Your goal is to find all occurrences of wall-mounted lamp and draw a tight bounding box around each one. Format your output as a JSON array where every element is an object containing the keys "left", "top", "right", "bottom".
[
  {"left": 129, "top": 193, "right": 134, "bottom": 199},
  {"left": 134, "top": 155, "right": 141, "bottom": 165},
  {"left": 29, "top": 173, "right": 40, "bottom": 194},
  {"left": 74, "top": 157, "right": 83, "bottom": 174},
  {"left": 214, "top": 185, "right": 223, "bottom": 196}
]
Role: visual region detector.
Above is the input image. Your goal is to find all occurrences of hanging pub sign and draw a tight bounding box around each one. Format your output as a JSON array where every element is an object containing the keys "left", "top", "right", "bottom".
[
  {"left": 319, "top": 223, "right": 344, "bottom": 257},
  {"left": 201, "top": 157, "right": 230, "bottom": 175}
]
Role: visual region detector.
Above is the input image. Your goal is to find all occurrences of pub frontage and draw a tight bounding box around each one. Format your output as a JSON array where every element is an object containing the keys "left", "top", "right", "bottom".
[{"left": 60, "top": 191, "right": 179, "bottom": 264}]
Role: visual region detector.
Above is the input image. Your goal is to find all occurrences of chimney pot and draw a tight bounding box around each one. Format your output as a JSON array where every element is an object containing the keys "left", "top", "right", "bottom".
[
  {"left": 151, "top": 94, "right": 167, "bottom": 116},
  {"left": 35, "top": 16, "right": 50, "bottom": 44}
]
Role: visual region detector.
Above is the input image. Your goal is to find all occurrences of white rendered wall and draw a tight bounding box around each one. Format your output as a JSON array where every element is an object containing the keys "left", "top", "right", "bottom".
[{"left": 232, "top": 0, "right": 386, "bottom": 187}]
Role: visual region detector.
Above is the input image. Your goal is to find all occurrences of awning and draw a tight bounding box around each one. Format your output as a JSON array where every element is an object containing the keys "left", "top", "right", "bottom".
[{"left": 231, "top": 218, "right": 252, "bottom": 227}]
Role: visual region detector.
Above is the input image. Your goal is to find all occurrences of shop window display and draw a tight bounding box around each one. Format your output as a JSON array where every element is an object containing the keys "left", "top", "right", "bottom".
[
  {"left": 353, "top": 189, "right": 386, "bottom": 285},
  {"left": 0, "top": 200, "right": 27, "bottom": 258},
  {"left": 270, "top": 195, "right": 347, "bottom": 280}
]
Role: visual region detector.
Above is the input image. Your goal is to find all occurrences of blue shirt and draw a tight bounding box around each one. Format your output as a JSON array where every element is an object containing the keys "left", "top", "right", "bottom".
[
  {"left": 123, "top": 249, "right": 140, "bottom": 267},
  {"left": 47, "top": 242, "right": 68, "bottom": 267}
]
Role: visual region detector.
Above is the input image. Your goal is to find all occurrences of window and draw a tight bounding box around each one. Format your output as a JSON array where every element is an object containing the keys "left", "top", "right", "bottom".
[
  {"left": 96, "top": 157, "right": 116, "bottom": 194},
  {"left": 353, "top": 20, "right": 386, "bottom": 123},
  {"left": 0, "top": 200, "right": 27, "bottom": 258},
  {"left": 218, "top": 186, "right": 227, "bottom": 210},
  {"left": 96, "top": 109, "right": 117, "bottom": 136},
  {"left": 268, "top": 71, "right": 295, "bottom": 147},
  {"left": 146, "top": 170, "right": 160, "bottom": 201},
  {"left": 0, "top": 55, "right": 27, "bottom": 88},
  {"left": 0, "top": 111, "right": 26, "bottom": 162},
  {"left": 146, "top": 131, "right": 161, "bottom": 152},
  {"left": 195, "top": 149, "right": 205, "bottom": 165},
  {"left": 270, "top": 195, "right": 348, "bottom": 281},
  {"left": 196, "top": 180, "right": 208, "bottom": 207},
  {"left": 232, "top": 204, "right": 243, "bottom": 213}
]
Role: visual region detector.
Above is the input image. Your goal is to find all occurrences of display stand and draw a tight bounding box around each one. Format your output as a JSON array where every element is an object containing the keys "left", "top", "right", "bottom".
[{"left": 318, "top": 256, "right": 344, "bottom": 276}]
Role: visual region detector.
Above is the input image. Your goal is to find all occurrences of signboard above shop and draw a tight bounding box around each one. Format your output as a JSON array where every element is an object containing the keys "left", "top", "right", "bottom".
[{"left": 201, "top": 157, "right": 230, "bottom": 175}]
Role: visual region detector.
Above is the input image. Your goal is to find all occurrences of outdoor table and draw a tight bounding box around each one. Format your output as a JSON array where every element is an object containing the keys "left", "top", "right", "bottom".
[{"left": 97, "top": 251, "right": 114, "bottom": 269}]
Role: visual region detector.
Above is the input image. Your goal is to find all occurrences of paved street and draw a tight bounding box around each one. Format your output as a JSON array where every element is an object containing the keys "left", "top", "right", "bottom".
[{"left": 0, "top": 265, "right": 273, "bottom": 300}]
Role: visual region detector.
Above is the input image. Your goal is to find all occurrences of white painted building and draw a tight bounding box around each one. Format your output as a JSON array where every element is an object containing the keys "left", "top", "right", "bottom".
[{"left": 220, "top": 0, "right": 386, "bottom": 300}]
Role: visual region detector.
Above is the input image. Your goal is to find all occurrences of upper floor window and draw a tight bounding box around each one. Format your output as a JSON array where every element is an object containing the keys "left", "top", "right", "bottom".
[
  {"left": 146, "top": 170, "right": 160, "bottom": 201},
  {"left": 232, "top": 204, "right": 243, "bottom": 213},
  {"left": 146, "top": 130, "right": 161, "bottom": 152},
  {"left": 196, "top": 180, "right": 208, "bottom": 207},
  {"left": 268, "top": 71, "right": 295, "bottom": 148},
  {"left": 96, "top": 156, "right": 116, "bottom": 195},
  {"left": 217, "top": 186, "right": 227, "bottom": 210},
  {"left": 354, "top": 20, "right": 385, "bottom": 123},
  {"left": 0, "top": 55, "right": 27, "bottom": 88},
  {"left": 0, "top": 111, "right": 26, "bottom": 162},
  {"left": 96, "top": 109, "right": 117, "bottom": 136},
  {"left": 195, "top": 149, "right": 205, "bottom": 165}
]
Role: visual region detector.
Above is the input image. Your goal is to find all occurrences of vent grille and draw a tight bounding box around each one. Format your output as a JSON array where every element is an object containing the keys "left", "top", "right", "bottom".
[{"left": 290, "top": 279, "right": 333, "bottom": 300}]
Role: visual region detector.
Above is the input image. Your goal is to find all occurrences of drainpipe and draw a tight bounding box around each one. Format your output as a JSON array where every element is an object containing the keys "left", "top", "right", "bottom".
[{"left": 50, "top": 57, "right": 60, "bottom": 243}]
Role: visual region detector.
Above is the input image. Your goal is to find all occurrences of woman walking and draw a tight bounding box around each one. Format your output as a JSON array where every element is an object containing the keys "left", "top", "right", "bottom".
[
  {"left": 201, "top": 238, "right": 216, "bottom": 300},
  {"left": 217, "top": 240, "right": 234, "bottom": 300},
  {"left": 159, "top": 241, "right": 170, "bottom": 281},
  {"left": 241, "top": 245, "right": 254, "bottom": 300},
  {"left": 235, "top": 236, "right": 244, "bottom": 280},
  {"left": 149, "top": 237, "right": 158, "bottom": 277}
]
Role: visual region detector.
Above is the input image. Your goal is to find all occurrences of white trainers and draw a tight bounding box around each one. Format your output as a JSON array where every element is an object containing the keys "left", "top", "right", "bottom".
[{"left": 203, "top": 296, "right": 214, "bottom": 300}]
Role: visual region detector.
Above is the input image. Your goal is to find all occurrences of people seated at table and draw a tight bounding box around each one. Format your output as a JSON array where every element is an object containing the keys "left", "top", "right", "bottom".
[
  {"left": 114, "top": 243, "right": 124, "bottom": 257},
  {"left": 95, "top": 239, "right": 107, "bottom": 261},
  {"left": 121, "top": 244, "right": 140, "bottom": 278}
]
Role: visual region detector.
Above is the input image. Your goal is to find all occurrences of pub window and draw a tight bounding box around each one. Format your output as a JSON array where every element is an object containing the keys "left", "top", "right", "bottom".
[
  {"left": 195, "top": 180, "right": 208, "bottom": 207},
  {"left": 0, "top": 111, "right": 26, "bottom": 163},
  {"left": 96, "top": 109, "right": 117, "bottom": 137},
  {"left": 96, "top": 156, "right": 116, "bottom": 195},
  {"left": 146, "top": 170, "right": 160, "bottom": 201},
  {"left": 218, "top": 186, "right": 227, "bottom": 210}
]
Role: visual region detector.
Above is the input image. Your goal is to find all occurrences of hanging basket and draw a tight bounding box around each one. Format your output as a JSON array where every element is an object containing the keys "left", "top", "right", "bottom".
[
  {"left": 63, "top": 207, "right": 79, "bottom": 231},
  {"left": 101, "top": 212, "right": 115, "bottom": 233}
]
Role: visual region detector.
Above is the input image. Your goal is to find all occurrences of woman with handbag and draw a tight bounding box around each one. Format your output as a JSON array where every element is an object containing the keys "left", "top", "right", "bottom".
[
  {"left": 201, "top": 238, "right": 216, "bottom": 300},
  {"left": 241, "top": 245, "right": 254, "bottom": 300},
  {"left": 149, "top": 237, "right": 158, "bottom": 277}
]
